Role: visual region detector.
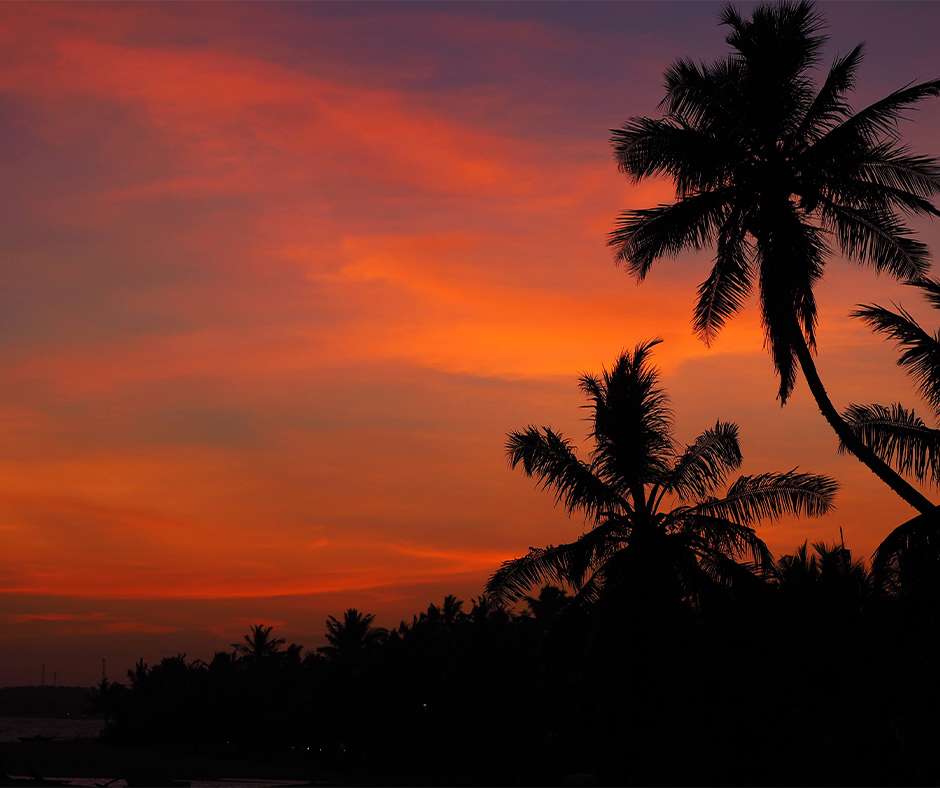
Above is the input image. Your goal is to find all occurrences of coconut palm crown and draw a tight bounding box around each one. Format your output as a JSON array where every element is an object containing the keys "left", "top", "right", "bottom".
[
  {"left": 608, "top": 0, "right": 940, "bottom": 513},
  {"left": 487, "top": 340, "right": 837, "bottom": 605},
  {"left": 318, "top": 608, "right": 387, "bottom": 663},
  {"left": 232, "top": 624, "right": 285, "bottom": 661},
  {"left": 846, "top": 279, "right": 940, "bottom": 590},
  {"left": 848, "top": 278, "right": 940, "bottom": 486}
]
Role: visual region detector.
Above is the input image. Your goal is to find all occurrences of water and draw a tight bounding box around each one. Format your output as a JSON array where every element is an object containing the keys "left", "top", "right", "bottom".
[
  {"left": 0, "top": 715, "right": 105, "bottom": 742},
  {"left": 1, "top": 718, "right": 314, "bottom": 786},
  {"left": 62, "top": 781, "right": 310, "bottom": 787}
]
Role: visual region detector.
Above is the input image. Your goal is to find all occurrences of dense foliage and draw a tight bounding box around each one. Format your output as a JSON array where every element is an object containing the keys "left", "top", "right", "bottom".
[{"left": 91, "top": 564, "right": 940, "bottom": 785}]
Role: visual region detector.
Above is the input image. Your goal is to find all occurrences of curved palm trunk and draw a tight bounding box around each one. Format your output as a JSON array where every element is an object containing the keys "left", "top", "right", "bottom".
[{"left": 791, "top": 329, "right": 936, "bottom": 515}]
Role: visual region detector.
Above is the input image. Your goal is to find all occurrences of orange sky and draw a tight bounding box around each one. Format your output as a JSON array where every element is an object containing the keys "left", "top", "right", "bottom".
[{"left": 2, "top": 1, "right": 940, "bottom": 684}]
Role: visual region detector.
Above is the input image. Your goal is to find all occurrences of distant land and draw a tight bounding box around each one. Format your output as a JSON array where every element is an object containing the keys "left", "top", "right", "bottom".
[{"left": 0, "top": 686, "right": 92, "bottom": 718}]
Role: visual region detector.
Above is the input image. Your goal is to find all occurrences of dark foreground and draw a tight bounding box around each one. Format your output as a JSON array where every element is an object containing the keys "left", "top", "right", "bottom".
[
  {"left": 1, "top": 739, "right": 598, "bottom": 786},
  {"left": 1, "top": 738, "right": 322, "bottom": 786},
  {"left": 72, "top": 556, "right": 940, "bottom": 787}
]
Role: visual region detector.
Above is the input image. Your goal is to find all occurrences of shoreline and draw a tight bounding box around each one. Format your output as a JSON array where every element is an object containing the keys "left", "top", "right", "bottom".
[{"left": 1, "top": 739, "right": 323, "bottom": 782}]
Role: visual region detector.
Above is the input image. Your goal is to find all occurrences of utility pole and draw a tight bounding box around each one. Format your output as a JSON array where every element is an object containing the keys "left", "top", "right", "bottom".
[
  {"left": 41, "top": 663, "right": 45, "bottom": 687},
  {"left": 101, "top": 658, "right": 107, "bottom": 684}
]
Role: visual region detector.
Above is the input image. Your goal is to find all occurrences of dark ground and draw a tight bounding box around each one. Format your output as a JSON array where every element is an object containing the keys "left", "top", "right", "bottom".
[
  {"left": 0, "top": 739, "right": 551, "bottom": 786},
  {"left": 0, "top": 688, "right": 91, "bottom": 719}
]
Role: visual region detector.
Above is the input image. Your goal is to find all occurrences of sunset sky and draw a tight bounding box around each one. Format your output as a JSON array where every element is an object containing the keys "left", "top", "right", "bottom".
[{"left": 2, "top": 1, "right": 940, "bottom": 685}]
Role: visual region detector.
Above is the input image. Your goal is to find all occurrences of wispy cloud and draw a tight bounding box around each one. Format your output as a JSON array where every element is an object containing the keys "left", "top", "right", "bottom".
[{"left": 1, "top": 0, "right": 938, "bottom": 684}]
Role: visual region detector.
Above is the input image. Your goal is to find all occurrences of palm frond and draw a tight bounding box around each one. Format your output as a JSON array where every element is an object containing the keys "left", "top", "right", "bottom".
[
  {"left": 909, "top": 277, "right": 940, "bottom": 311},
  {"left": 661, "top": 56, "right": 742, "bottom": 130},
  {"left": 679, "top": 512, "right": 774, "bottom": 569},
  {"left": 796, "top": 44, "right": 864, "bottom": 141},
  {"left": 610, "top": 117, "right": 735, "bottom": 195},
  {"left": 506, "top": 427, "right": 625, "bottom": 520},
  {"left": 854, "top": 143, "right": 940, "bottom": 199},
  {"left": 812, "top": 78, "right": 940, "bottom": 152},
  {"left": 667, "top": 421, "right": 743, "bottom": 500},
  {"left": 852, "top": 303, "right": 940, "bottom": 414},
  {"left": 722, "top": 0, "right": 825, "bottom": 72},
  {"left": 609, "top": 190, "right": 732, "bottom": 280},
  {"left": 819, "top": 199, "right": 929, "bottom": 280},
  {"left": 485, "top": 524, "right": 623, "bottom": 604},
  {"left": 690, "top": 470, "right": 837, "bottom": 525},
  {"left": 571, "top": 570, "right": 603, "bottom": 606},
  {"left": 872, "top": 509, "right": 940, "bottom": 595},
  {"left": 581, "top": 340, "right": 675, "bottom": 490},
  {"left": 721, "top": 1, "right": 825, "bottom": 139},
  {"left": 694, "top": 208, "right": 752, "bottom": 343},
  {"left": 486, "top": 548, "right": 569, "bottom": 605},
  {"left": 823, "top": 178, "right": 940, "bottom": 218},
  {"left": 842, "top": 402, "right": 940, "bottom": 484},
  {"left": 692, "top": 544, "right": 769, "bottom": 591},
  {"left": 761, "top": 302, "right": 799, "bottom": 405}
]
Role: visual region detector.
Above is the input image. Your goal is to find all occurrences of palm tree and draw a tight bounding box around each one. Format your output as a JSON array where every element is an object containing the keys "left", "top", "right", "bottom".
[
  {"left": 440, "top": 594, "right": 464, "bottom": 626},
  {"left": 846, "top": 279, "right": 940, "bottom": 592},
  {"left": 468, "top": 594, "right": 506, "bottom": 627},
  {"left": 775, "top": 539, "right": 871, "bottom": 610},
  {"left": 525, "top": 586, "right": 571, "bottom": 623},
  {"left": 847, "top": 279, "right": 940, "bottom": 486},
  {"left": 319, "top": 608, "right": 386, "bottom": 663},
  {"left": 486, "top": 340, "right": 837, "bottom": 606},
  {"left": 232, "top": 624, "right": 285, "bottom": 661},
  {"left": 608, "top": 0, "right": 940, "bottom": 514}
]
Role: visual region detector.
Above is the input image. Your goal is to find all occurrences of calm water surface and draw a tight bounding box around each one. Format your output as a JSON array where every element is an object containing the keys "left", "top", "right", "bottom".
[
  {"left": 0, "top": 715, "right": 105, "bottom": 742},
  {"left": 1, "top": 719, "right": 312, "bottom": 786},
  {"left": 63, "top": 781, "right": 310, "bottom": 787}
]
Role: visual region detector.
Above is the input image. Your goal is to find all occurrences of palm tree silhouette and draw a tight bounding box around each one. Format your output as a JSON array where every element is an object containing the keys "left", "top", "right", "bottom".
[
  {"left": 319, "top": 608, "right": 387, "bottom": 663},
  {"left": 775, "top": 541, "right": 819, "bottom": 588},
  {"left": 440, "top": 594, "right": 464, "bottom": 626},
  {"left": 525, "top": 586, "right": 571, "bottom": 623},
  {"left": 846, "top": 279, "right": 940, "bottom": 592},
  {"left": 776, "top": 539, "right": 871, "bottom": 606},
  {"left": 487, "top": 340, "right": 837, "bottom": 605},
  {"left": 232, "top": 624, "right": 285, "bottom": 661},
  {"left": 848, "top": 279, "right": 940, "bottom": 486},
  {"left": 468, "top": 594, "right": 506, "bottom": 626},
  {"left": 608, "top": 0, "right": 940, "bottom": 514}
]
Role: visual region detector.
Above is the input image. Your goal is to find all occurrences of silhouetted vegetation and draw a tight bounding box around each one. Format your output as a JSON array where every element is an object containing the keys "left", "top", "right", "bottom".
[
  {"left": 487, "top": 340, "right": 836, "bottom": 610},
  {"left": 609, "top": 0, "right": 940, "bottom": 514},
  {"left": 849, "top": 278, "right": 940, "bottom": 600},
  {"left": 89, "top": 346, "right": 940, "bottom": 784},
  {"left": 89, "top": 561, "right": 940, "bottom": 785}
]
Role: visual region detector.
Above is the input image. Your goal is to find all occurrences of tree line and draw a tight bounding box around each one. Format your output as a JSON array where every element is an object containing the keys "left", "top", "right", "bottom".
[{"left": 91, "top": 554, "right": 940, "bottom": 784}]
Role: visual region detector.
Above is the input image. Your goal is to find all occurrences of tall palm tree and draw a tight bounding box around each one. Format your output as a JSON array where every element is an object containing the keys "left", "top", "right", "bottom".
[
  {"left": 319, "top": 608, "right": 386, "bottom": 663},
  {"left": 846, "top": 279, "right": 940, "bottom": 591},
  {"left": 608, "top": 0, "right": 940, "bottom": 513},
  {"left": 232, "top": 624, "right": 285, "bottom": 661},
  {"left": 486, "top": 340, "right": 837, "bottom": 605}
]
